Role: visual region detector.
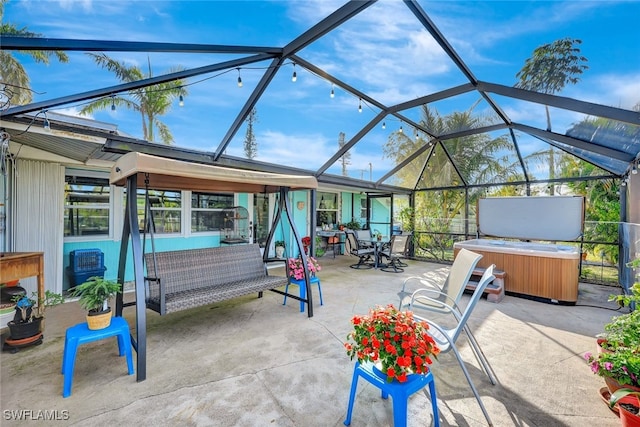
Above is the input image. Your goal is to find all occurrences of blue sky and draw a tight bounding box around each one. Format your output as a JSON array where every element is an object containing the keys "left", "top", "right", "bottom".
[{"left": 4, "top": 0, "right": 640, "bottom": 181}]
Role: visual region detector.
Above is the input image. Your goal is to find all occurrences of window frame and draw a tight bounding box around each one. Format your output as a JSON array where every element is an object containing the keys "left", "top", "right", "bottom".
[
  {"left": 190, "top": 191, "right": 235, "bottom": 234},
  {"left": 64, "top": 170, "right": 112, "bottom": 241},
  {"left": 316, "top": 191, "right": 339, "bottom": 228}
]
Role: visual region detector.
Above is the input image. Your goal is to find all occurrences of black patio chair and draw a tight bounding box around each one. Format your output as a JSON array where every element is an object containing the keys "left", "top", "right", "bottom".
[
  {"left": 379, "top": 234, "right": 409, "bottom": 273},
  {"left": 345, "top": 230, "right": 375, "bottom": 269}
]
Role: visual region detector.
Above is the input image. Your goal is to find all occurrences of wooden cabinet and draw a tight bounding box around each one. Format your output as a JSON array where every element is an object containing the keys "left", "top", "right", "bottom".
[{"left": 0, "top": 252, "right": 45, "bottom": 303}]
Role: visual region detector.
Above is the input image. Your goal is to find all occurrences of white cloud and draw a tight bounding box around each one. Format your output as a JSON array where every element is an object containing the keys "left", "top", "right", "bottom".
[
  {"left": 578, "top": 73, "right": 640, "bottom": 110},
  {"left": 57, "top": 0, "right": 93, "bottom": 12},
  {"left": 55, "top": 106, "right": 88, "bottom": 118}
]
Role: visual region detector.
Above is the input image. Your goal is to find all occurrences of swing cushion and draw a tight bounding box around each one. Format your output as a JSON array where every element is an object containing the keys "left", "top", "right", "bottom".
[{"left": 144, "top": 244, "right": 288, "bottom": 315}]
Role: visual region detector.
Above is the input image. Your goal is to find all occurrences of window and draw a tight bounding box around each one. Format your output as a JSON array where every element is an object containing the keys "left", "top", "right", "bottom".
[
  {"left": 317, "top": 191, "right": 338, "bottom": 227},
  {"left": 64, "top": 175, "right": 110, "bottom": 237},
  {"left": 360, "top": 196, "right": 367, "bottom": 220},
  {"left": 137, "top": 189, "right": 182, "bottom": 234},
  {"left": 191, "top": 192, "right": 234, "bottom": 232}
]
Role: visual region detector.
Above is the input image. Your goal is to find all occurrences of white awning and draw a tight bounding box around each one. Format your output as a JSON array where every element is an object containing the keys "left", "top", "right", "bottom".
[{"left": 110, "top": 152, "right": 318, "bottom": 193}]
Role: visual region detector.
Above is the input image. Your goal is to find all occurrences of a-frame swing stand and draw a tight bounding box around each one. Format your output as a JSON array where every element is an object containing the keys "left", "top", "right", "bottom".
[{"left": 115, "top": 176, "right": 315, "bottom": 382}]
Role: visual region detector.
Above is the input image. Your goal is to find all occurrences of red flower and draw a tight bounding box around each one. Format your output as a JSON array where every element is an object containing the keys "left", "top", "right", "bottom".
[{"left": 345, "top": 304, "right": 440, "bottom": 383}]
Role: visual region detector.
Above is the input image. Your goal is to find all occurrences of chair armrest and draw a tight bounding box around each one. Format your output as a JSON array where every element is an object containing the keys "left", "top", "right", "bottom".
[
  {"left": 409, "top": 290, "right": 462, "bottom": 320},
  {"left": 400, "top": 276, "right": 442, "bottom": 294},
  {"left": 410, "top": 315, "right": 454, "bottom": 347}
]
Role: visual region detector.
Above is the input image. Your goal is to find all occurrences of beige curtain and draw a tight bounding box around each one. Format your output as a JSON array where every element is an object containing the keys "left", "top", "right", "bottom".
[{"left": 12, "top": 159, "right": 65, "bottom": 295}]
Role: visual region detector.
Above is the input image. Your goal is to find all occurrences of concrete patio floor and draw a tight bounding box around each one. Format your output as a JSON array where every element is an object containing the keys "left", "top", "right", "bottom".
[{"left": 0, "top": 255, "right": 626, "bottom": 426}]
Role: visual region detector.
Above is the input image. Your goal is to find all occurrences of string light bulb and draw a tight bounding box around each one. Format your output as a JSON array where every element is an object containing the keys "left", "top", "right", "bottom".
[
  {"left": 358, "top": 98, "right": 362, "bottom": 113},
  {"left": 179, "top": 94, "right": 184, "bottom": 107},
  {"left": 632, "top": 162, "right": 638, "bottom": 174},
  {"left": 42, "top": 110, "right": 51, "bottom": 132},
  {"left": 382, "top": 121, "right": 386, "bottom": 130},
  {"left": 110, "top": 95, "right": 116, "bottom": 111},
  {"left": 291, "top": 63, "right": 297, "bottom": 82},
  {"left": 399, "top": 121, "right": 403, "bottom": 133},
  {"left": 237, "top": 68, "right": 243, "bottom": 88},
  {"left": 330, "top": 85, "right": 335, "bottom": 98}
]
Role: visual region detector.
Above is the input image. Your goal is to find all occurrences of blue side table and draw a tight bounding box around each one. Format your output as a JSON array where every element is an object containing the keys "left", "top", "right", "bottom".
[
  {"left": 283, "top": 276, "right": 323, "bottom": 312},
  {"left": 61, "top": 316, "right": 134, "bottom": 397},
  {"left": 344, "top": 362, "right": 439, "bottom": 427}
]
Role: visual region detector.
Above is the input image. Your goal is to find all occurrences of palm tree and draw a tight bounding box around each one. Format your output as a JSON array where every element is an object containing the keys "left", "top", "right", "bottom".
[
  {"left": 0, "top": 0, "right": 69, "bottom": 105},
  {"left": 80, "top": 53, "right": 187, "bottom": 145},
  {"left": 384, "top": 104, "right": 516, "bottom": 259},
  {"left": 516, "top": 37, "right": 588, "bottom": 195}
]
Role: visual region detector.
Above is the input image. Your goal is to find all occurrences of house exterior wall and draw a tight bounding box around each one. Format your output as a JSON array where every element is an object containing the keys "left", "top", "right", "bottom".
[
  {"left": 3, "top": 156, "right": 336, "bottom": 293},
  {"left": 13, "top": 159, "right": 65, "bottom": 297}
]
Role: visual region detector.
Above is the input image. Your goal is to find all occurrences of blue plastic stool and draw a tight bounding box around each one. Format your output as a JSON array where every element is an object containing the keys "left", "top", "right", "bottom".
[
  {"left": 283, "top": 276, "right": 323, "bottom": 312},
  {"left": 61, "top": 316, "right": 134, "bottom": 397},
  {"left": 344, "top": 362, "right": 439, "bottom": 427}
]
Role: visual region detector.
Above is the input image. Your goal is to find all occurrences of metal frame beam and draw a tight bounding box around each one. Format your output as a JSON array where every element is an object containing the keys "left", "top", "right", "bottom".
[
  {"left": 416, "top": 173, "right": 616, "bottom": 192},
  {"left": 403, "top": 0, "right": 511, "bottom": 125},
  {"left": 0, "top": 36, "right": 283, "bottom": 54},
  {"left": 282, "top": 1, "right": 377, "bottom": 57},
  {"left": 478, "top": 81, "right": 640, "bottom": 126},
  {"left": 3, "top": 53, "right": 276, "bottom": 117},
  {"left": 513, "top": 123, "right": 633, "bottom": 161},
  {"left": 213, "top": 57, "right": 284, "bottom": 159}
]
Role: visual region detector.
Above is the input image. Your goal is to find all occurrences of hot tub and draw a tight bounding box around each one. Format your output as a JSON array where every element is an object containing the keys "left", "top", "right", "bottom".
[{"left": 453, "top": 239, "right": 580, "bottom": 303}]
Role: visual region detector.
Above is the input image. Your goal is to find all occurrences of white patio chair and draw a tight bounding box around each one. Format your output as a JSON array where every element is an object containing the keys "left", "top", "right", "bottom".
[
  {"left": 398, "top": 247, "right": 483, "bottom": 314},
  {"left": 410, "top": 265, "right": 497, "bottom": 426}
]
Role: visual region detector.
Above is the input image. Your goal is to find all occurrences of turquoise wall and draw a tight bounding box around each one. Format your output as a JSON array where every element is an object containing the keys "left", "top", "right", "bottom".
[
  {"left": 62, "top": 235, "right": 223, "bottom": 290},
  {"left": 62, "top": 192, "right": 315, "bottom": 288}
]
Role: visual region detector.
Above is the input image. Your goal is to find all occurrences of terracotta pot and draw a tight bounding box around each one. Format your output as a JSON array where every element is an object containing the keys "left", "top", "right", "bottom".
[
  {"left": 600, "top": 387, "right": 619, "bottom": 415},
  {"left": 619, "top": 395, "right": 640, "bottom": 427},
  {"left": 606, "top": 376, "right": 640, "bottom": 394},
  {"left": 597, "top": 338, "right": 613, "bottom": 354}
]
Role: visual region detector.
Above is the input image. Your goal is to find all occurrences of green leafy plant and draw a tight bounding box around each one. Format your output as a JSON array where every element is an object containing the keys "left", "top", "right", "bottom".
[
  {"left": 314, "top": 236, "right": 326, "bottom": 257},
  {"left": 11, "top": 290, "right": 64, "bottom": 321},
  {"left": 70, "top": 276, "right": 121, "bottom": 314},
  {"left": 274, "top": 240, "right": 285, "bottom": 248},
  {"left": 609, "top": 389, "right": 640, "bottom": 415},
  {"left": 345, "top": 220, "right": 361, "bottom": 230},
  {"left": 584, "top": 257, "right": 640, "bottom": 388},
  {"left": 585, "top": 347, "right": 640, "bottom": 388},
  {"left": 344, "top": 304, "right": 440, "bottom": 383}
]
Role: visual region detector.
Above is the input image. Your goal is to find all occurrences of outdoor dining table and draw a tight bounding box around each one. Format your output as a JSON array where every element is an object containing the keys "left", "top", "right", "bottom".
[{"left": 366, "top": 238, "right": 390, "bottom": 269}]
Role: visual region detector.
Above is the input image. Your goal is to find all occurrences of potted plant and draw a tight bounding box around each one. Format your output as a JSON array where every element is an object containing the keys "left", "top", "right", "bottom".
[
  {"left": 301, "top": 236, "right": 312, "bottom": 254},
  {"left": 274, "top": 240, "right": 286, "bottom": 258},
  {"left": 314, "top": 236, "right": 326, "bottom": 257},
  {"left": 585, "top": 257, "right": 640, "bottom": 394},
  {"left": 287, "top": 256, "right": 321, "bottom": 281},
  {"left": 344, "top": 304, "right": 440, "bottom": 383},
  {"left": 345, "top": 220, "right": 361, "bottom": 231},
  {"left": 609, "top": 389, "right": 640, "bottom": 426},
  {"left": 7, "top": 290, "right": 65, "bottom": 340},
  {"left": 70, "top": 276, "right": 121, "bottom": 330}
]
